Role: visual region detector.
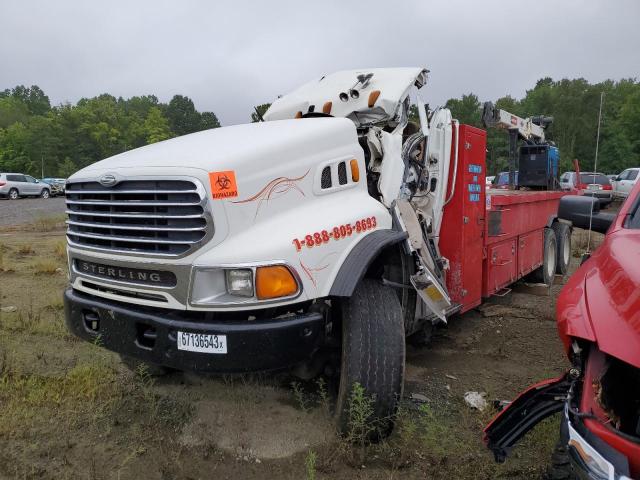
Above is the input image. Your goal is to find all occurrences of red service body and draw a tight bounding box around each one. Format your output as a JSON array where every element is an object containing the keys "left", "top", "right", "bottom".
[{"left": 440, "top": 125, "right": 568, "bottom": 314}]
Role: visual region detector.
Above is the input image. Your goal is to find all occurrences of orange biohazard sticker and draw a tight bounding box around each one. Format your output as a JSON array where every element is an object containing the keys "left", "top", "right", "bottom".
[{"left": 209, "top": 171, "right": 238, "bottom": 199}]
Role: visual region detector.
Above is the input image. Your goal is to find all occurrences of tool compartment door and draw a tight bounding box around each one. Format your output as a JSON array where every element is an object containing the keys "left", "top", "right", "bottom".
[
  {"left": 484, "top": 239, "right": 517, "bottom": 294},
  {"left": 517, "top": 230, "right": 543, "bottom": 277}
]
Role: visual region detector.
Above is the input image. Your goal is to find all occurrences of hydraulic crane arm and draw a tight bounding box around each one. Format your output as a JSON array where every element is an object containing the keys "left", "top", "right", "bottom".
[{"left": 481, "top": 102, "right": 551, "bottom": 143}]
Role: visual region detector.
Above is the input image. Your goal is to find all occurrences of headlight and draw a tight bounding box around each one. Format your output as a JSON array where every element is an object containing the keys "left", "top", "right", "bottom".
[
  {"left": 190, "top": 264, "right": 300, "bottom": 306},
  {"left": 225, "top": 269, "right": 254, "bottom": 297}
]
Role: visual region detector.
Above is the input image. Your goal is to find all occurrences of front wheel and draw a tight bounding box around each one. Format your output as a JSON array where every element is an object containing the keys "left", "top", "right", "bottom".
[
  {"left": 335, "top": 279, "right": 405, "bottom": 440},
  {"left": 40, "top": 189, "right": 50, "bottom": 199}
]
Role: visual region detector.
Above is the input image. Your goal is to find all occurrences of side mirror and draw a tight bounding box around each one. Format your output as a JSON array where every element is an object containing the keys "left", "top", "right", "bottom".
[{"left": 558, "top": 196, "right": 615, "bottom": 234}]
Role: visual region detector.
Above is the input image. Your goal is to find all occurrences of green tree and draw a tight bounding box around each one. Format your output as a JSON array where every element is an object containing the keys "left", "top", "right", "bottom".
[
  {"left": 143, "top": 107, "right": 172, "bottom": 144},
  {"left": 165, "top": 95, "right": 202, "bottom": 136},
  {"left": 251, "top": 103, "right": 271, "bottom": 122},
  {"left": 445, "top": 93, "right": 481, "bottom": 127}
]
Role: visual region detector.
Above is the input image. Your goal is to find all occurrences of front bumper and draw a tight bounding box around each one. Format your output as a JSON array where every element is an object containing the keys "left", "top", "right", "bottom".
[
  {"left": 64, "top": 288, "right": 325, "bottom": 373},
  {"left": 563, "top": 408, "right": 633, "bottom": 480}
]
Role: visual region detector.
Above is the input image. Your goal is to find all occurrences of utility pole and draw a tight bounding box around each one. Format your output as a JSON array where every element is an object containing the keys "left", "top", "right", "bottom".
[{"left": 41, "top": 154, "right": 44, "bottom": 178}]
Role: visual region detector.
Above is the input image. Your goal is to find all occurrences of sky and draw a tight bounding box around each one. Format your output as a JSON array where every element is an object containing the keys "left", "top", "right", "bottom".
[{"left": 1, "top": 0, "right": 639, "bottom": 125}]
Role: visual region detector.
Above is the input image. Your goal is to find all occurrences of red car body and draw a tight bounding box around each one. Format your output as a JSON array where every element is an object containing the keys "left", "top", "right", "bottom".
[{"left": 485, "top": 180, "right": 640, "bottom": 479}]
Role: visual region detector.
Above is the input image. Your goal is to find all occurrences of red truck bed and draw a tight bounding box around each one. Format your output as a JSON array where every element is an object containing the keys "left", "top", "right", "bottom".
[{"left": 439, "top": 125, "right": 569, "bottom": 314}]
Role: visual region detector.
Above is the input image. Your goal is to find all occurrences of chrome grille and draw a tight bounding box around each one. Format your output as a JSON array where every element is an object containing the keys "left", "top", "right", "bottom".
[{"left": 65, "top": 179, "right": 211, "bottom": 257}]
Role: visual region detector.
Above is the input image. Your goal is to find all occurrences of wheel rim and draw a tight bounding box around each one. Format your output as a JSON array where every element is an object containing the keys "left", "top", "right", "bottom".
[
  {"left": 42, "top": 190, "right": 49, "bottom": 198},
  {"left": 10, "top": 190, "right": 17, "bottom": 199}
]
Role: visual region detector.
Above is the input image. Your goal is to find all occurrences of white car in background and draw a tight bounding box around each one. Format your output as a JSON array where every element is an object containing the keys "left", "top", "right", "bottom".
[
  {"left": 612, "top": 167, "right": 640, "bottom": 199},
  {"left": 485, "top": 175, "right": 495, "bottom": 186}
]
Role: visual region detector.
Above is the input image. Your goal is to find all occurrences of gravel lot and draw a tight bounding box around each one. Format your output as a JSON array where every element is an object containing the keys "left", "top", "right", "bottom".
[{"left": 0, "top": 197, "right": 66, "bottom": 226}]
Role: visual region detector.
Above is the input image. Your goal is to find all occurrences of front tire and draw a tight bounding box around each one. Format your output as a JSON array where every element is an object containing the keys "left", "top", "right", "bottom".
[
  {"left": 335, "top": 279, "right": 405, "bottom": 439},
  {"left": 40, "top": 188, "right": 50, "bottom": 199},
  {"left": 8, "top": 188, "right": 19, "bottom": 200}
]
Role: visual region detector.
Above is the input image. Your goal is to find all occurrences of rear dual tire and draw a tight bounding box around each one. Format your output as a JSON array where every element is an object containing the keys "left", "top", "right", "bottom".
[
  {"left": 552, "top": 222, "right": 571, "bottom": 275},
  {"left": 531, "top": 228, "right": 557, "bottom": 286},
  {"left": 335, "top": 279, "right": 405, "bottom": 440}
]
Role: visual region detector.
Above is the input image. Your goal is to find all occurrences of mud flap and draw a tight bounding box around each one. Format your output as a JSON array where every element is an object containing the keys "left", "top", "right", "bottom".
[{"left": 484, "top": 373, "right": 572, "bottom": 462}]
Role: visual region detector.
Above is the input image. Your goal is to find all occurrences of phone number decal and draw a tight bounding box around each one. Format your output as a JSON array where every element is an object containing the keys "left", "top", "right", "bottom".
[{"left": 292, "top": 216, "right": 377, "bottom": 251}]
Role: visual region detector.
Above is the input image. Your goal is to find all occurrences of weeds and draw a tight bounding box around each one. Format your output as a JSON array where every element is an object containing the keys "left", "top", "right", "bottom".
[
  {"left": 54, "top": 240, "right": 67, "bottom": 260},
  {"left": 29, "top": 214, "right": 66, "bottom": 232},
  {"left": 305, "top": 449, "right": 317, "bottom": 480},
  {"left": 33, "top": 258, "right": 59, "bottom": 275},
  {"left": 291, "top": 381, "right": 310, "bottom": 412},
  {"left": 16, "top": 243, "right": 34, "bottom": 255}
]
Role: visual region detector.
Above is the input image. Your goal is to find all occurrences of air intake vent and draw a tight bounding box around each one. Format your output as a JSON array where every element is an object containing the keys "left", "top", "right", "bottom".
[
  {"left": 321, "top": 166, "right": 332, "bottom": 189},
  {"left": 338, "top": 162, "right": 347, "bottom": 185},
  {"left": 65, "top": 179, "right": 211, "bottom": 257}
]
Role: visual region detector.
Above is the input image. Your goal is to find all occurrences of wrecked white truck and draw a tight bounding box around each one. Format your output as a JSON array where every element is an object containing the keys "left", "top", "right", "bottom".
[{"left": 63, "top": 67, "right": 564, "bottom": 434}]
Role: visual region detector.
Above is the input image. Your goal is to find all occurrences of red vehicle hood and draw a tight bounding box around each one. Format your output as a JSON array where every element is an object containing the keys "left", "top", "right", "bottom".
[{"left": 557, "top": 228, "right": 640, "bottom": 369}]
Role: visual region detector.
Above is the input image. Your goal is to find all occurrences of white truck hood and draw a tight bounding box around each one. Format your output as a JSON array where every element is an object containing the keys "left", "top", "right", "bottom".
[
  {"left": 70, "top": 117, "right": 358, "bottom": 178},
  {"left": 264, "top": 67, "right": 428, "bottom": 123}
]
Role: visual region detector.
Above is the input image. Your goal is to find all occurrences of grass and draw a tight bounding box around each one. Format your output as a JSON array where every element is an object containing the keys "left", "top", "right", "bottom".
[
  {"left": 305, "top": 450, "right": 317, "bottom": 480},
  {"left": 16, "top": 243, "right": 34, "bottom": 255},
  {"left": 54, "top": 239, "right": 67, "bottom": 260},
  {"left": 33, "top": 258, "right": 59, "bottom": 275},
  {"left": 27, "top": 214, "right": 67, "bottom": 232}
]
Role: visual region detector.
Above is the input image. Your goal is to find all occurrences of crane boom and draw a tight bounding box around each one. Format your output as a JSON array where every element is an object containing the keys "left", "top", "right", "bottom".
[{"left": 481, "top": 102, "right": 550, "bottom": 142}]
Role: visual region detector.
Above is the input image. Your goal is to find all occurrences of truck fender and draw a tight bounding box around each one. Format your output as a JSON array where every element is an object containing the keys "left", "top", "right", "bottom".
[
  {"left": 546, "top": 214, "right": 558, "bottom": 228},
  {"left": 329, "top": 229, "right": 408, "bottom": 297}
]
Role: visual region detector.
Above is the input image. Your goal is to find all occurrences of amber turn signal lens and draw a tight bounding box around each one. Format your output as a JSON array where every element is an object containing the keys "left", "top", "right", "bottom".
[
  {"left": 368, "top": 90, "right": 381, "bottom": 108},
  {"left": 256, "top": 266, "right": 298, "bottom": 300},
  {"left": 350, "top": 159, "right": 360, "bottom": 182}
]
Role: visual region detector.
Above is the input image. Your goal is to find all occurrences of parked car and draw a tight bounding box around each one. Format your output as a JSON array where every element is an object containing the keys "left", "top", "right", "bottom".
[
  {"left": 485, "top": 181, "right": 640, "bottom": 479},
  {"left": 559, "top": 171, "right": 612, "bottom": 206},
  {"left": 612, "top": 167, "right": 639, "bottom": 200},
  {"left": 0, "top": 173, "right": 51, "bottom": 199},
  {"left": 490, "top": 171, "right": 518, "bottom": 189},
  {"left": 40, "top": 177, "right": 66, "bottom": 196},
  {"left": 485, "top": 175, "right": 495, "bottom": 186},
  {"left": 606, "top": 174, "right": 618, "bottom": 182}
]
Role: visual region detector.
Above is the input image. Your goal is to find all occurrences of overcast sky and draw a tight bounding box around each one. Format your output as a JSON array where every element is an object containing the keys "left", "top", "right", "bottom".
[{"left": 1, "top": 0, "right": 639, "bottom": 125}]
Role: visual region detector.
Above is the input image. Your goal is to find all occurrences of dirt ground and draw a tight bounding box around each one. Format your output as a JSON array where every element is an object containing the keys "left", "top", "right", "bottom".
[{"left": 0, "top": 212, "right": 607, "bottom": 480}]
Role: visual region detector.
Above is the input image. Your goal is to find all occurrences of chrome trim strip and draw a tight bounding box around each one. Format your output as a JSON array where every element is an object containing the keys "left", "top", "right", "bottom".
[
  {"left": 67, "top": 230, "right": 200, "bottom": 245},
  {"left": 66, "top": 220, "right": 206, "bottom": 232},
  {"left": 66, "top": 189, "right": 198, "bottom": 194},
  {"left": 66, "top": 210, "right": 204, "bottom": 219},
  {"left": 66, "top": 199, "right": 201, "bottom": 206}
]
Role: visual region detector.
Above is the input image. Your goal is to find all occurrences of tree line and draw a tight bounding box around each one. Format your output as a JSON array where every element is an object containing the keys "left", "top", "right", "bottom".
[
  {"left": 1, "top": 77, "right": 638, "bottom": 178},
  {"left": 0, "top": 86, "right": 220, "bottom": 177},
  {"left": 444, "top": 77, "right": 640, "bottom": 175}
]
